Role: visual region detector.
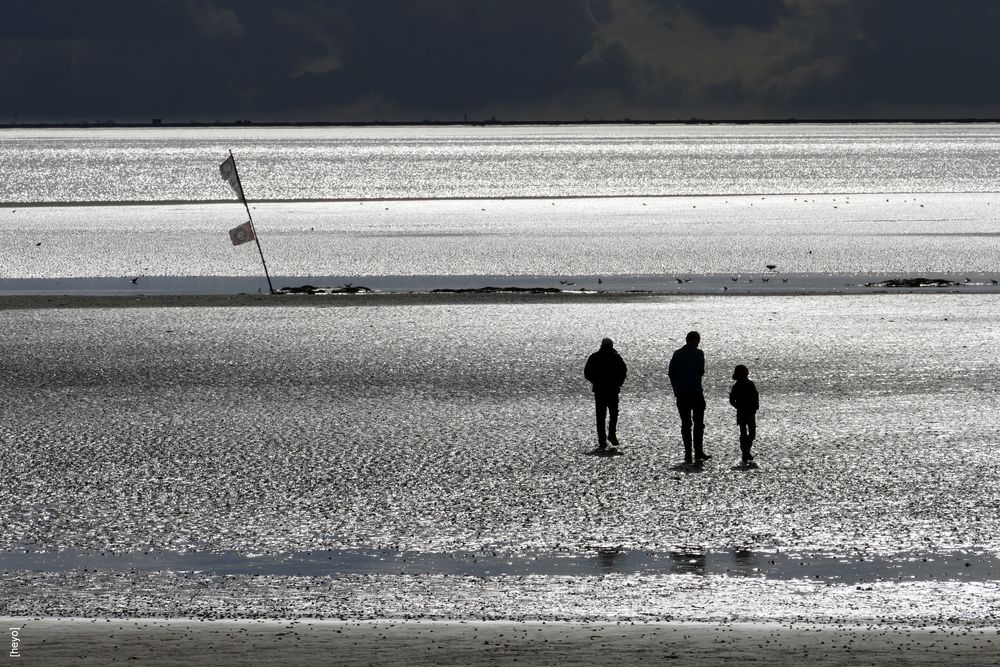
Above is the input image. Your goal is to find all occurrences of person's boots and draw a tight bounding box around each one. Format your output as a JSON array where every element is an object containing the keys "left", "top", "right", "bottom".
[
  {"left": 694, "top": 441, "right": 712, "bottom": 462},
  {"left": 693, "top": 420, "right": 711, "bottom": 461}
]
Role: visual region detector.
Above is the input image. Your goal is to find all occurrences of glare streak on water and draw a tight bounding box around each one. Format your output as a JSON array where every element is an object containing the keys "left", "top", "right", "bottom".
[
  {"left": 4, "top": 125, "right": 1000, "bottom": 284},
  {"left": 4, "top": 125, "right": 1000, "bottom": 203}
]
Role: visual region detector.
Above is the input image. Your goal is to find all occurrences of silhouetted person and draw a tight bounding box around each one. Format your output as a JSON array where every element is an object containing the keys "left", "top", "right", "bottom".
[
  {"left": 668, "top": 331, "right": 711, "bottom": 463},
  {"left": 729, "top": 364, "right": 759, "bottom": 464},
  {"left": 584, "top": 338, "right": 627, "bottom": 450}
]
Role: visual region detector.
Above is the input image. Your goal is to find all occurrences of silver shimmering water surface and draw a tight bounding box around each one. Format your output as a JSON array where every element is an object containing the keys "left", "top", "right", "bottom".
[
  {"left": 4, "top": 125, "right": 1000, "bottom": 287},
  {"left": 3, "top": 125, "right": 1000, "bottom": 203}
]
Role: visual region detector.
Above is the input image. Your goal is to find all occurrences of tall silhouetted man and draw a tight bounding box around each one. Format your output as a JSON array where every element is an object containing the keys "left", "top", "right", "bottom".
[
  {"left": 584, "top": 338, "right": 628, "bottom": 450},
  {"left": 668, "top": 331, "right": 711, "bottom": 463}
]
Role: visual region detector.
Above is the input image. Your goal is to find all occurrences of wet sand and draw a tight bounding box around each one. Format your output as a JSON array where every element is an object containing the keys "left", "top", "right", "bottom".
[
  {"left": 4, "top": 292, "right": 999, "bottom": 558},
  {"left": 4, "top": 618, "right": 999, "bottom": 666},
  {"left": 2, "top": 292, "right": 999, "bottom": 664}
]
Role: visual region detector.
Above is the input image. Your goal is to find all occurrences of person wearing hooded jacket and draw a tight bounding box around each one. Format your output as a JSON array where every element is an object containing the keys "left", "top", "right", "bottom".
[{"left": 584, "top": 338, "right": 628, "bottom": 450}]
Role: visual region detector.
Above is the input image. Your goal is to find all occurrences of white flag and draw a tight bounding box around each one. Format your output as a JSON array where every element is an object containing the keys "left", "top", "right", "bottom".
[
  {"left": 220, "top": 155, "right": 245, "bottom": 202},
  {"left": 229, "top": 221, "right": 255, "bottom": 246}
]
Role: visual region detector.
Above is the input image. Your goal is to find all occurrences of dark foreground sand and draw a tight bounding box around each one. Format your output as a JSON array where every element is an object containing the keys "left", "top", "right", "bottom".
[{"left": 4, "top": 618, "right": 999, "bottom": 666}]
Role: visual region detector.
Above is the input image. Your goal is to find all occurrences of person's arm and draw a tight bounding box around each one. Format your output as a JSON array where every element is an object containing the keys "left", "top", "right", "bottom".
[
  {"left": 729, "top": 384, "right": 738, "bottom": 408},
  {"left": 752, "top": 382, "right": 760, "bottom": 411},
  {"left": 584, "top": 355, "right": 594, "bottom": 384}
]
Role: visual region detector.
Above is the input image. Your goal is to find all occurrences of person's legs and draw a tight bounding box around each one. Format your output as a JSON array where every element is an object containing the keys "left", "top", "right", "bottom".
[
  {"left": 745, "top": 414, "right": 756, "bottom": 460},
  {"left": 692, "top": 394, "right": 709, "bottom": 460},
  {"left": 676, "top": 396, "right": 693, "bottom": 462},
  {"left": 685, "top": 393, "right": 712, "bottom": 462},
  {"left": 595, "top": 396, "right": 608, "bottom": 448},
  {"left": 739, "top": 420, "right": 751, "bottom": 461},
  {"left": 607, "top": 393, "right": 620, "bottom": 447}
]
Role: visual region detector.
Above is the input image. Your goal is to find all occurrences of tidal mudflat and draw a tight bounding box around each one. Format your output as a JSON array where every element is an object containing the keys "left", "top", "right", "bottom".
[{"left": 1, "top": 293, "right": 999, "bottom": 629}]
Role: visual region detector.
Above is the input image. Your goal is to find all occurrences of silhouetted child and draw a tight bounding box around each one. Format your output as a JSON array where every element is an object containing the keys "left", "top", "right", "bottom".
[{"left": 728, "top": 364, "right": 759, "bottom": 464}]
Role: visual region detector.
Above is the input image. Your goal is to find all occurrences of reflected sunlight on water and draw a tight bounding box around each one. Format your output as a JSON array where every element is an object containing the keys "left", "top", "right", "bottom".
[{"left": 3, "top": 124, "right": 1000, "bottom": 203}]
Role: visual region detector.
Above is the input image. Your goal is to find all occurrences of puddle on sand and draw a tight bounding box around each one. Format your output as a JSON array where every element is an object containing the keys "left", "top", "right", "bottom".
[{"left": 2, "top": 547, "right": 997, "bottom": 584}]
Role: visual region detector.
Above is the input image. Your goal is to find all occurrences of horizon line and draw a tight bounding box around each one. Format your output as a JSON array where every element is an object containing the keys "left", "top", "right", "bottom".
[{"left": 4, "top": 116, "right": 1000, "bottom": 129}]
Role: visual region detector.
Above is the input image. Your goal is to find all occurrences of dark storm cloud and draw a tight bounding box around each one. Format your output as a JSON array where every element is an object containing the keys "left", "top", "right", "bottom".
[
  {"left": 574, "top": 41, "right": 639, "bottom": 94},
  {"left": 0, "top": 2, "right": 186, "bottom": 40},
  {"left": 684, "top": 0, "right": 793, "bottom": 30},
  {"left": 0, "top": 1, "right": 242, "bottom": 40},
  {"left": 797, "top": 0, "right": 1000, "bottom": 112},
  {"left": 0, "top": 0, "right": 249, "bottom": 121},
  {"left": 646, "top": 0, "right": 794, "bottom": 31},
  {"left": 269, "top": 0, "right": 598, "bottom": 113},
  {"left": 3, "top": 0, "right": 1000, "bottom": 122},
  {"left": 590, "top": 0, "right": 1000, "bottom": 118},
  {"left": 0, "top": 0, "right": 598, "bottom": 122}
]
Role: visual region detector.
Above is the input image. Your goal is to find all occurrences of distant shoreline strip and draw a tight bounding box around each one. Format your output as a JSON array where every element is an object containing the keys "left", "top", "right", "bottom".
[{"left": 5, "top": 117, "right": 1000, "bottom": 129}]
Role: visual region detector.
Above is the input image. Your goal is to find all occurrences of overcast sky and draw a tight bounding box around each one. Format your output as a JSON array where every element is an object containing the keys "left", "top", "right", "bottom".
[{"left": 3, "top": 0, "right": 1000, "bottom": 123}]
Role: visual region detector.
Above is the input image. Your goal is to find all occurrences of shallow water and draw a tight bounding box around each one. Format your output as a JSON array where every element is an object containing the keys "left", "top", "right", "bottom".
[
  {"left": 4, "top": 124, "right": 1000, "bottom": 294},
  {"left": 2, "top": 546, "right": 997, "bottom": 583},
  {"left": 4, "top": 124, "right": 1000, "bottom": 203}
]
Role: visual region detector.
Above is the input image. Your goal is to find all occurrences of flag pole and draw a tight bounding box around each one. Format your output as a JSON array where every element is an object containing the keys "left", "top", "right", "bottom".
[{"left": 229, "top": 150, "right": 274, "bottom": 294}]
